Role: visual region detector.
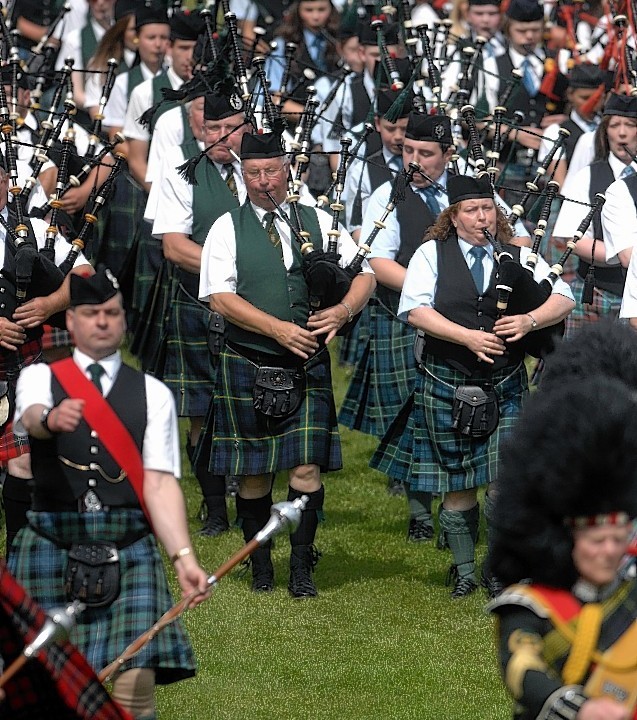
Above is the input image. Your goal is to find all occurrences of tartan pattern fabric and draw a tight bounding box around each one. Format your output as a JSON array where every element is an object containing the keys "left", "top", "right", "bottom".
[
  {"left": 132, "top": 221, "right": 163, "bottom": 319},
  {"left": 338, "top": 303, "right": 370, "bottom": 367},
  {"left": 162, "top": 283, "right": 216, "bottom": 417},
  {"left": 0, "top": 560, "right": 132, "bottom": 720},
  {"left": 8, "top": 509, "right": 196, "bottom": 686},
  {"left": 564, "top": 275, "right": 622, "bottom": 338},
  {"left": 95, "top": 173, "right": 141, "bottom": 279},
  {"left": 41, "top": 325, "right": 73, "bottom": 351},
  {"left": 371, "top": 356, "right": 528, "bottom": 493},
  {"left": 206, "top": 346, "right": 342, "bottom": 476},
  {"left": 0, "top": 421, "right": 30, "bottom": 463},
  {"left": 338, "top": 299, "right": 417, "bottom": 438}
]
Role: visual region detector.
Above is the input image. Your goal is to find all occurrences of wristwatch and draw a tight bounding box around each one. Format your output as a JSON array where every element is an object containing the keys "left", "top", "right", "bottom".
[{"left": 40, "top": 407, "right": 54, "bottom": 433}]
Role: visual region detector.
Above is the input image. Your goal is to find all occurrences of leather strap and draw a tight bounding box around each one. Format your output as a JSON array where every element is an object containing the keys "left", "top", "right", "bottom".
[{"left": 50, "top": 358, "right": 150, "bottom": 524}]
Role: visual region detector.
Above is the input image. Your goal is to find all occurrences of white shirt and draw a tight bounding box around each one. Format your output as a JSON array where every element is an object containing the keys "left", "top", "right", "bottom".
[
  {"left": 14, "top": 349, "right": 181, "bottom": 477},
  {"left": 562, "top": 130, "right": 596, "bottom": 185},
  {"left": 399, "top": 239, "right": 574, "bottom": 320},
  {"left": 537, "top": 111, "right": 600, "bottom": 164},
  {"left": 620, "top": 248, "right": 637, "bottom": 318},
  {"left": 320, "top": 71, "right": 376, "bottom": 155},
  {"left": 55, "top": 18, "right": 108, "bottom": 72},
  {"left": 601, "top": 173, "right": 637, "bottom": 265},
  {"left": 123, "top": 67, "right": 183, "bottom": 143},
  {"left": 146, "top": 105, "right": 189, "bottom": 184},
  {"left": 103, "top": 63, "right": 160, "bottom": 130},
  {"left": 199, "top": 203, "right": 372, "bottom": 301},
  {"left": 152, "top": 147, "right": 247, "bottom": 237},
  {"left": 553, "top": 153, "right": 634, "bottom": 242},
  {"left": 481, "top": 46, "right": 545, "bottom": 114}
]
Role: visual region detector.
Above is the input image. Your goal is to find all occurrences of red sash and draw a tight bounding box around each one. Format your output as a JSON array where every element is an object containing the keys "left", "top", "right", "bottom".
[
  {"left": 530, "top": 584, "right": 583, "bottom": 622},
  {"left": 50, "top": 358, "right": 150, "bottom": 523}
]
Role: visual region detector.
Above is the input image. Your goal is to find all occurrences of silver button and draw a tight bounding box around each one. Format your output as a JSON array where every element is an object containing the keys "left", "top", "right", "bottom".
[
  {"left": 88, "top": 478, "right": 97, "bottom": 487},
  {"left": 90, "top": 430, "right": 98, "bottom": 438},
  {"left": 90, "top": 446, "right": 98, "bottom": 455}
]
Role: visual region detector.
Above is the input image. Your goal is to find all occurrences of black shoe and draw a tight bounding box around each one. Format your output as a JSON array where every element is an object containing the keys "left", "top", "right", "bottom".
[
  {"left": 288, "top": 545, "right": 321, "bottom": 599},
  {"left": 251, "top": 547, "right": 274, "bottom": 593},
  {"left": 407, "top": 518, "right": 434, "bottom": 542},
  {"left": 481, "top": 569, "right": 504, "bottom": 599},
  {"left": 436, "top": 528, "right": 449, "bottom": 550},
  {"left": 445, "top": 565, "right": 478, "bottom": 599},
  {"left": 387, "top": 478, "right": 406, "bottom": 497},
  {"left": 198, "top": 515, "right": 230, "bottom": 537}
]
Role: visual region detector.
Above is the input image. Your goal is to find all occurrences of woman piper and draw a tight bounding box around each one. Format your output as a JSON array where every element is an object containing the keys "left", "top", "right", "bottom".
[
  {"left": 371, "top": 174, "right": 575, "bottom": 599},
  {"left": 488, "top": 375, "right": 637, "bottom": 720}
]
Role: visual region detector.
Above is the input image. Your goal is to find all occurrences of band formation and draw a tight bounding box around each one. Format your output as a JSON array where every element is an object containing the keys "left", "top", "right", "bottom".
[{"left": 1, "top": 0, "right": 637, "bottom": 718}]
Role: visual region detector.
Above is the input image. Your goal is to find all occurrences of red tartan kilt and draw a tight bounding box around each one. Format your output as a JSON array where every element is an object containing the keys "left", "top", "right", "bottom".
[{"left": 0, "top": 420, "right": 29, "bottom": 463}]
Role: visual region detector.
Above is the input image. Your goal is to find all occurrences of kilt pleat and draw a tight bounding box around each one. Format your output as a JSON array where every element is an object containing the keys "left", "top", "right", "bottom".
[
  {"left": 207, "top": 347, "right": 342, "bottom": 476},
  {"left": 132, "top": 222, "right": 163, "bottom": 318},
  {"left": 338, "top": 303, "right": 370, "bottom": 366},
  {"left": 8, "top": 510, "right": 196, "bottom": 685},
  {"left": 371, "top": 356, "right": 528, "bottom": 493},
  {"left": 162, "top": 284, "right": 216, "bottom": 417},
  {"left": 564, "top": 274, "right": 622, "bottom": 338},
  {"left": 339, "top": 300, "right": 417, "bottom": 438},
  {"left": 96, "top": 173, "right": 141, "bottom": 279}
]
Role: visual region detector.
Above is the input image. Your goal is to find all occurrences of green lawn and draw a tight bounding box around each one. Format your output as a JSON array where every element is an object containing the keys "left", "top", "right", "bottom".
[{"left": 156, "top": 350, "right": 513, "bottom": 719}]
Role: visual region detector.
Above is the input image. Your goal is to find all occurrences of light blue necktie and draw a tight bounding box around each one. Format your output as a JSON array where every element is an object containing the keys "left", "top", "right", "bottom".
[
  {"left": 388, "top": 155, "right": 403, "bottom": 173},
  {"left": 469, "top": 246, "right": 487, "bottom": 293},
  {"left": 310, "top": 34, "right": 326, "bottom": 71},
  {"left": 621, "top": 165, "right": 636, "bottom": 180},
  {"left": 420, "top": 186, "right": 441, "bottom": 217},
  {"left": 521, "top": 57, "right": 538, "bottom": 97}
]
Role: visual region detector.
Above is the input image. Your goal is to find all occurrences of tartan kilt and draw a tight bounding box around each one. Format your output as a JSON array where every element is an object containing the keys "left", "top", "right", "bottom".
[
  {"left": 338, "top": 303, "right": 370, "bottom": 367},
  {"left": 0, "top": 339, "right": 42, "bottom": 462},
  {"left": 339, "top": 299, "right": 417, "bottom": 438},
  {"left": 564, "top": 274, "right": 622, "bottom": 338},
  {"left": 41, "top": 325, "right": 72, "bottom": 350},
  {"left": 8, "top": 509, "right": 196, "bottom": 686},
  {"left": 370, "top": 356, "right": 528, "bottom": 493},
  {"left": 96, "top": 173, "right": 142, "bottom": 280},
  {"left": 163, "top": 284, "right": 217, "bottom": 417},
  {"left": 207, "top": 346, "right": 342, "bottom": 476},
  {"left": 130, "top": 260, "right": 178, "bottom": 374}
]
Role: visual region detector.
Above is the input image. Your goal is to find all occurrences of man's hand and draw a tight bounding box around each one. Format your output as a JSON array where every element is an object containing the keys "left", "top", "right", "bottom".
[
  {"left": 307, "top": 304, "right": 350, "bottom": 344},
  {"left": 13, "top": 297, "right": 55, "bottom": 329},
  {"left": 577, "top": 698, "right": 630, "bottom": 720},
  {"left": 46, "top": 399, "right": 85, "bottom": 434},
  {"left": 174, "top": 554, "right": 210, "bottom": 608},
  {"left": 493, "top": 314, "right": 534, "bottom": 343},
  {"left": 0, "top": 317, "right": 26, "bottom": 350},
  {"left": 464, "top": 329, "right": 505, "bottom": 364},
  {"left": 273, "top": 320, "right": 319, "bottom": 359}
]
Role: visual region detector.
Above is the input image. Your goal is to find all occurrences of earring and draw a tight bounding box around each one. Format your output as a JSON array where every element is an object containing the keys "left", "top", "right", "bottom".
[{"left": 132, "top": 37, "right": 139, "bottom": 46}]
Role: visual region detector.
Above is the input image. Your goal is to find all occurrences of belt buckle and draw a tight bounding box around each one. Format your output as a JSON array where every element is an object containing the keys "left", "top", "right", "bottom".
[{"left": 82, "top": 489, "right": 103, "bottom": 512}]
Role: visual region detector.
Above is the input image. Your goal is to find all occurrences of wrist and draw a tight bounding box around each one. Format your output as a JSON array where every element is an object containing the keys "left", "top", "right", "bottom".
[
  {"left": 527, "top": 312, "right": 538, "bottom": 330},
  {"left": 171, "top": 546, "right": 194, "bottom": 564},
  {"left": 338, "top": 300, "right": 354, "bottom": 324},
  {"left": 40, "top": 406, "right": 57, "bottom": 434}
]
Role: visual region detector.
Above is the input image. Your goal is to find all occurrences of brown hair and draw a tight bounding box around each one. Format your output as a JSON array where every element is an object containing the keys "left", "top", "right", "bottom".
[
  {"left": 278, "top": 1, "right": 341, "bottom": 75},
  {"left": 424, "top": 202, "right": 513, "bottom": 243},
  {"left": 89, "top": 15, "right": 134, "bottom": 72}
]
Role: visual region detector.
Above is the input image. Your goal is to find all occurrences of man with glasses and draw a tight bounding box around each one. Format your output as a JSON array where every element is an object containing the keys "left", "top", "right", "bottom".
[
  {"left": 151, "top": 92, "right": 249, "bottom": 539},
  {"left": 199, "top": 132, "right": 375, "bottom": 598}
]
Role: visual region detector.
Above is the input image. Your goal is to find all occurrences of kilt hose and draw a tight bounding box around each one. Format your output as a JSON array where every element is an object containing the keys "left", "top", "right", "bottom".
[
  {"left": 207, "top": 346, "right": 342, "bottom": 476},
  {"left": 0, "top": 561, "right": 131, "bottom": 720},
  {"left": 564, "top": 274, "right": 622, "bottom": 338},
  {"left": 339, "top": 298, "right": 417, "bottom": 438},
  {"left": 337, "top": 303, "right": 370, "bottom": 367},
  {"left": 162, "top": 283, "right": 217, "bottom": 418},
  {"left": 371, "top": 356, "right": 528, "bottom": 494},
  {"left": 8, "top": 510, "right": 196, "bottom": 685}
]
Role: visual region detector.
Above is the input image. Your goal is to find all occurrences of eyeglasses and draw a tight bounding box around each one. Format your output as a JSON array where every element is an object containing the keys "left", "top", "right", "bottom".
[{"left": 244, "top": 166, "right": 286, "bottom": 180}]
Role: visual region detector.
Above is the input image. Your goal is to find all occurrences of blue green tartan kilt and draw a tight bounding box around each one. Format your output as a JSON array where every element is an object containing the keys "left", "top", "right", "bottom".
[
  {"left": 8, "top": 510, "right": 196, "bottom": 685},
  {"left": 370, "top": 356, "right": 528, "bottom": 493},
  {"left": 132, "top": 221, "right": 164, "bottom": 318},
  {"left": 163, "top": 284, "right": 217, "bottom": 417},
  {"left": 339, "top": 299, "right": 417, "bottom": 438},
  {"left": 207, "top": 346, "right": 342, "bottom": 476},
  {"left": 96, "top": 173, "right": 142, "bottom": 279},
  {"left": 564, "top": 274, "right": 622, "bottom": 338},
  {"left": 338, "top": 303, "right": 370, "bottom": 367}
]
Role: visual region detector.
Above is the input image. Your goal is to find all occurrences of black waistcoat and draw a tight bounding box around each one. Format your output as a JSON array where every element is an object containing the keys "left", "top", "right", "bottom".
[
  {"left": 559, "top": 118, "right": 585, "bottom": 165},
  {"left": 576, "top": 159, "right": 626, "bottom": 297},
  {"left": 350, "top": 147, "right": 393, "bottom": 228},
  {"left": 30, "top": 364, "right": 147, "bottom": 511},
  {"left": 376, "top": 186, "right": 436, "bottom": 314},
  {"left": 350, "top": 74, "right": 372, "bottom": 127},
  {"left": 496, "top": 52, "right": 551, "bottom": 127},
  {"left": 424, "top": 239, "right": 525, "bottom": 375}
]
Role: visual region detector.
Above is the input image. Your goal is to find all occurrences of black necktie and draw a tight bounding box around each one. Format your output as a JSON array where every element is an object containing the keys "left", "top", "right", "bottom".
[{"left": 87, "top": 363, "right": 105, "bottom": 394}]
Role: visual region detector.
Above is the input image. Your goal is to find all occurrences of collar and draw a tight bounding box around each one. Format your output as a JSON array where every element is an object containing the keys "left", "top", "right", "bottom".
[
  {"left": 509, "top": 46, "right": 544, "bottom": 69},
  {"left": 214, "top": 159, "right": 241, "bottom": 175},
  {"left": 140, "top": 62, "right": 164, "bottom": 81},
  {"left": 458, "top": 237, "right": 493, "bottom": 260},
  {"left": 124, "top": 48, "right": 136, "bottom": 69},
  {"left": 571, "top": 110, "right": 599, "bottom": 132},
  {"left": 412, "top": 169, "right": 448, "bottom": 195},
  {"left": 572, "top": 576, "right": 622, "bottom": 603},
  {"left": 250, "top": 201, "right": 289, "bottom": 222},
  {"left": 609, "top": 152, "right": 637, "bottom": 178},
  {"left": 167, "top": 65, "right": 183, "bottom": 91},
  {"left": 73, "top": 349, "right": 121, "bottom": 382},
  {"left": 363, "top": 69, "right": 377, "bottom": 99},
  {"left": 90, "top": 17, "right": 109, "bottom": 41},
  {"left": 382, "top": 146, "right": 401, "bottom": 167},
  {"left": 303, "top": 29, "right": 324, "bottom": 47}
]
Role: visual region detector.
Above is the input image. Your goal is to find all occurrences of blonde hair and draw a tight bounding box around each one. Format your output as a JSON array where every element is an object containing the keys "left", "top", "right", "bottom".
[{"left": 424, "top": 203, "right": 513, "bottom": 243}]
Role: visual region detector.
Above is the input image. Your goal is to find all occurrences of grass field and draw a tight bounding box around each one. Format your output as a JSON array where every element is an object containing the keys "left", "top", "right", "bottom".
[{"left": 154, "top": 349, "right": 513, "bottom": 720}]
